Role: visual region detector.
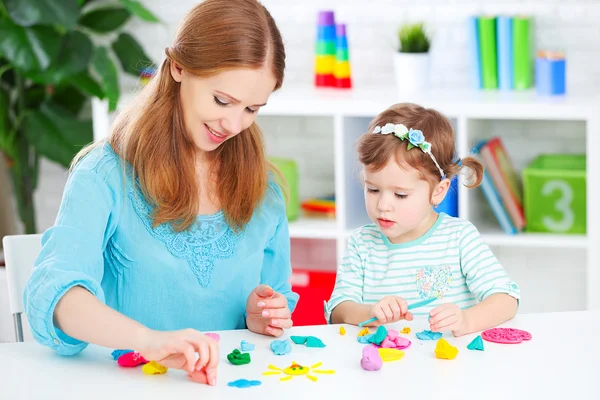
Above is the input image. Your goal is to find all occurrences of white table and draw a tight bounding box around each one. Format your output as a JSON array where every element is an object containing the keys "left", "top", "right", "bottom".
[{"left": 1, "top": 311, "right": 599, "bottom": 400}]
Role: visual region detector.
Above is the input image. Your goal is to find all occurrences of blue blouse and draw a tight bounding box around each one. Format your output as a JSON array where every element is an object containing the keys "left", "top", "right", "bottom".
[{"left": 23, "top": 143, "right": 299, "bottom": 355}]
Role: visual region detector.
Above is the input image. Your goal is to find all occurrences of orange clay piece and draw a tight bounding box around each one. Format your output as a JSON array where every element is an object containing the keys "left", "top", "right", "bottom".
[
  {"left": 401, "top": 327, "right": 411, "bottom": 334},
  {"left": 142, "top": 361, "right": 168, "bottom": 375},
  {"left": 340, "top": 326, "right": 346, "bottom": 335},
  {"left": 435, "top": 338, "right": 458, "bottom": 360},
  {"left": 358, "top": 327, "right": 370, "bottom": 337}
]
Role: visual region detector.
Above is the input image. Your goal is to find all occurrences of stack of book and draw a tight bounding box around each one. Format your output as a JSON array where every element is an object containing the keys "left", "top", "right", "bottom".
[
  {"left": 468, "top": 15, "right": 533, "bottom": 90},
  {"left": 474, "top": 137, "right": 524, "bottom": 234}
]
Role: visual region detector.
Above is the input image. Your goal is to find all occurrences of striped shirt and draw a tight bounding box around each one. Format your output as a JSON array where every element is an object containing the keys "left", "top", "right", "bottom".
[{"left": 324, "top": 213, "right": 520, "bottom": 322}]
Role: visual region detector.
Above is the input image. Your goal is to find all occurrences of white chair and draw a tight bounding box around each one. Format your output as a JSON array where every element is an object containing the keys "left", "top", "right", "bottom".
[{"left": 2, "top": 234, "right": 43, "bottom": 342}]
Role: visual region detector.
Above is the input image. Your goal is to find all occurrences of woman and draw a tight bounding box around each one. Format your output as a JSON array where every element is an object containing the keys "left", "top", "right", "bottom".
[{"left": 24, "top": 0, "right": 297, "bottom": 386}]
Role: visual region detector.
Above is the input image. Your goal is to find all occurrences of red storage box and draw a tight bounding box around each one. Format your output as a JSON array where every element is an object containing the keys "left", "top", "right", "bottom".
[{"left": 290, "top": 269, "right": 336, "bottom": 326}]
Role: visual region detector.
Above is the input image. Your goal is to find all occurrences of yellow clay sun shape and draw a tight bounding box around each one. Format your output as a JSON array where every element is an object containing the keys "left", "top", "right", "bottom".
[{"left": 263, "top": 362, "right": 335, "bottom": 382}]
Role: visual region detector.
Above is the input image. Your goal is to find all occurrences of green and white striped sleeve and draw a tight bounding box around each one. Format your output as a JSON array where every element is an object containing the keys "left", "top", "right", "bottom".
[
  {"left": 459, "top": 222, "right": 520, "bottom": 303},
  {"left": 324, "top": 232, "right": 365, "bottom": 323}
]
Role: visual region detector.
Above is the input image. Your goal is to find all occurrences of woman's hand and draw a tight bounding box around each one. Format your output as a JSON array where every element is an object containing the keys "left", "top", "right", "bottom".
[
  {"left": 137, "top": 328, "right": 219, "bottom": 385},
  {"left": 246, "top": 284, "right": 292, "bottom": 337}
]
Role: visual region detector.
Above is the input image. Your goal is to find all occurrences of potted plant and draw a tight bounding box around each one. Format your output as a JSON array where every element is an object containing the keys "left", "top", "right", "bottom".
[
  {"left": 394, "top": 22, "right": 431, "bottom": 93},
  {"left": 0, "top": 0, "right": 158, "bottom": 234}
]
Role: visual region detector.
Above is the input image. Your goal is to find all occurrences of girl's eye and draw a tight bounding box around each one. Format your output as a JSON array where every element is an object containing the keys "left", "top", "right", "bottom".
[
  {"left": 245, "top": 107, "right": 257, "bottom": 114},
  {"left": 366, "top": 188, "right": 378, "bottom": 193},
  {"left": 395, "top": 193, "right": 408, "bottom": 199}
]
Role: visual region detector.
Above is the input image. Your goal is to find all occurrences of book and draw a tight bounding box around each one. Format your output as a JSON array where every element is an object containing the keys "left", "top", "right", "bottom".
[
  {"left": 473, "top": 140, "right": 517, "bottom": 234},
  {"left": 480, "top": 137, "right": 525, "bottom": 230}
]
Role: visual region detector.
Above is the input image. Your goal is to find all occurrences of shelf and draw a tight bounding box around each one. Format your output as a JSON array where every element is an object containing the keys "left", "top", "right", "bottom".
[
  {"left": 480, "top": 228, "right": 588, "bottom": 249},
  {"left": 260, "top": 84, "right": 600, "bottom": 120},
  {"left": 288, "top": 217, "right": 338, "bottom": 239}
]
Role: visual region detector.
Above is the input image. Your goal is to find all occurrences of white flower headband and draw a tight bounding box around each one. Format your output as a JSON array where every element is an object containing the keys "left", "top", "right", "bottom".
[{"left": 372, "top": 123, "right": 445, "bottom": 179}]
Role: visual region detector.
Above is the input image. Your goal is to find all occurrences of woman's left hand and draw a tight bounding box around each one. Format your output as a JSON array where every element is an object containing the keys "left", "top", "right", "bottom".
[
  {"left": 246, "top": 284, "right": 292, "bottom": 337},
  {"left": 429, "top": 303, "right": 469, "bottom": 336}
]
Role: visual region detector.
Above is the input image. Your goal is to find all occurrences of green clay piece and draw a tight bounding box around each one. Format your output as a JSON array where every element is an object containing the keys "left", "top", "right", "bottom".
[
  {"left": 467, "top": 335, "right": 485, "bottom": 351},
  {"left": 305, "top": 336, "right": 326, "bottom": 348},
  {"left": 368, "top": 326, "right": 388, "bottom": 345},
  {"left": 227, "top": 349, "right": 251, "bottom": 365},
  {"left": 290, "top": 336, "right": 307, "bottom": 345}
]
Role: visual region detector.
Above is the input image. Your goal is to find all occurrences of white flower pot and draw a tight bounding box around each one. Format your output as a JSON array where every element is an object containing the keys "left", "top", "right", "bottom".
[{"left": 393, "top": 52, "right": 430, "bottom": 93}]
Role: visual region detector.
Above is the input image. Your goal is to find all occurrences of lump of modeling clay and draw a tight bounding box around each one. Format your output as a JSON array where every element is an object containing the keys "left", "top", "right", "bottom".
[
  {"left": 416, "top": 330, "right": 443, "bottom": 340},
  {"left": 142, "top": 361, "right": 168, "bottom": 374},
  {"left": 467, "top": 335, "right": 484, "bottom": 351},
  {"left": 204, "top": 332, "right": 220, "bottom": 342},
  {"left": 111, "top": 349, "right": 133, "bottom": 360},
  {"left": 188, "top": 367, "right": 208, "bottom": 384},
  {"left": 227, "top": 349, "right": 251, "bottom": 365},
  {"left": 290, "top": 336, "right": 326, "bottom": 348},
  {"left": 393, "top": 336, "right": 411, "bottom": 350},
  {"left": 117, "top": 352, "right": 148, "bottom": 367},
  {"left": 361, "top": 345, "right": 383, "bottom": 371},
  {"left": 435, "top": 338, "right": 458, "bottom": 360},
  {"left": 481, "top": 328, "right": 532, "bottom": 344},
  {"left": 357, "top": 334, "right": 373, "bottom": 344},
  {"left": 387, "top": 329, "right": 399, "bottom": 340},
  {"left": 228, "top": 379, "right": 262, "bottom": 388},
  {"left": 306, "top": 336, "right": 326, "bottom": 348},
  {"left": 270, "top": 339, "right": 292, "bottom": 355},
  {"left": 368, "top": 326, "right": 388, "bottom": 345},
  {"left": 357, "top": 327, "right": 370, "bottom": 337},
  {"left": 241, "top": 340, "right": 255, "bottom": 352},
  {"left": 340, "top": 326, "right": 346, "bottom": 335},
  {"left": 378, "top": 348, "right": 405, "bottom": 362},
  {"left": 401, "top": 327, "right": 411, "bottom": 334}
]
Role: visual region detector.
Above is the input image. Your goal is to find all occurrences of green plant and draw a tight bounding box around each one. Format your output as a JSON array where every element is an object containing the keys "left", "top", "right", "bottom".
[
  {"left": 398, "top": 22, "right": 430, "bottom": 53},
  {"left": 0, "top": 0, "right": 158, "bottom": 233}
]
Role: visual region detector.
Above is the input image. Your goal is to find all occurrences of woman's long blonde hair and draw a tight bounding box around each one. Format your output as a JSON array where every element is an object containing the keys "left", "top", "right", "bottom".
[{"left": 75, "top": 0, "right": 285, "bottom": 232}]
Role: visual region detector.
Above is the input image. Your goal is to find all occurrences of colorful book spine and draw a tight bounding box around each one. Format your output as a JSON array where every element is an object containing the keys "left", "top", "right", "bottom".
[
  {"left": 473, "top": 140, "right": 517, "bottom": 234},
  {"left": 477, "top": 16, "right": 498, "bottom": 89},
  {"left": 333, "top": 24, "right": 352, "bottom": 89},
  {"left": 315, "top": 10, "right": 336, "bottom": 87},
  {"left": 480, "top": 137, "right": 525, "bottom": 231},
  {"left": 497, "top": 16, "right": 513, "bottom": 90},
  {"left": 512, "top": 16, "right": 532, "bottom": 90},
  {"left": 467, "top": 16, "right": 482, "bottom": 90}
]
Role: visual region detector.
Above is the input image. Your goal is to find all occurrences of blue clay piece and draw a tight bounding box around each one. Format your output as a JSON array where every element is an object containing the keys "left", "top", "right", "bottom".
[
  {"left": 305, "top": 336, "right": 326, "bottom": 348},
  {"left": 467, "top": 335, "right": 484, "bottom": 351},
  {"left": 111, "top": 349, "right": 133, "bottom": 360},
  {"left": 368, "top": 326, "right": 388, "bottom": 345},
  {"left": 357, "top": 334, "right": 374, "bottom": 344},
  {"left": 416, "top": 330, "right": 443, "bottom": 340},
  {"left": 240, "top": 340, "right": 255, "bottom": 351},
  {"left": 228, "top": 379, "right": 262, "bottom": 388},
  {"left": 270, "top": 339, "right": 292, "bottom": 355}
]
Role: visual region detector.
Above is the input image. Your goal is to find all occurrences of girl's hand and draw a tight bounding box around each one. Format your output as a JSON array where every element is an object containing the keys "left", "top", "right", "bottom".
[
  {"left": 137, "top": 328, "right": 219, "bottom": 385},
  {"left": 370, "top": 296, "right": 414, "bottom": 325},
  {"left": 429, "top": 303, "right": 468, "bottom": 335},
  {"left": 246, "top": 284, "right": 292, "bottom": 337}
]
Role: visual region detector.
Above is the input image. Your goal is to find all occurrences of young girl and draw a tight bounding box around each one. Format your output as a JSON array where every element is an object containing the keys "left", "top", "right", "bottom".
[
  {"left": 23, "top": 0, "right": 296, "bottom": 385},
  {"left": 325, "top": 103, "right": 519, "bottom": 336}
]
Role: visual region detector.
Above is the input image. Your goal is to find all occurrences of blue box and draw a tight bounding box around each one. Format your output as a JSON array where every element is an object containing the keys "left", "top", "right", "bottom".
[
  {"left": 535, "top": 55, "right": 566, "bottom": 96},
  {"left": 435, "top": 176, "right": 458, "bottom": 217}
]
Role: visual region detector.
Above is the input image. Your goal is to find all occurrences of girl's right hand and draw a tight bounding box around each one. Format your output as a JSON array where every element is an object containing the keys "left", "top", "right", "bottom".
[
  {"left": 137, "top": 328, "right": 219, "bottom": 385},
  {"left": 370, "top": 296, "right": 414, "bottom": 325}
]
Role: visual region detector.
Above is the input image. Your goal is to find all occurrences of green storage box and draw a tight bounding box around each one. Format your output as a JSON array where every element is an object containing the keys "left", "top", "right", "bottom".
[
  {"left": 269, "top": 157, "right": 300, "bottom": 221},
  {"left": 522, "top": 154, "right": 586, "bottom": 234}
]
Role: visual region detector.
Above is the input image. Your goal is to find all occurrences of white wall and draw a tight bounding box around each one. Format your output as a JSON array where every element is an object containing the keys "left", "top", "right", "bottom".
[{"left": 32, "top": 0, "right": 600, "bottom": 233}]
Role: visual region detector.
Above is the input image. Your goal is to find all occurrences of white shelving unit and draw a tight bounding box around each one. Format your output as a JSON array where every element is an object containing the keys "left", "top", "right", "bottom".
[{"left": 93, "top": 84, "right": 600, "bottom": 311}]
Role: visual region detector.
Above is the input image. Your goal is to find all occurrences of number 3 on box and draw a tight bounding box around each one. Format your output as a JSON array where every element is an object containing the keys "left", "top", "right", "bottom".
[{"left": 541, "top": 179, "right": 574, "bottom": 232}]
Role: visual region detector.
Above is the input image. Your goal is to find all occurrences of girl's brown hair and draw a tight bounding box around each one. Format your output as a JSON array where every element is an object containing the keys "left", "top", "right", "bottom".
[
  {"left": 358, "top": 103, "right": 483, "bottom": 193},
  {"left": 76, "top": 0, "right": 285, "bottom": 232}
]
